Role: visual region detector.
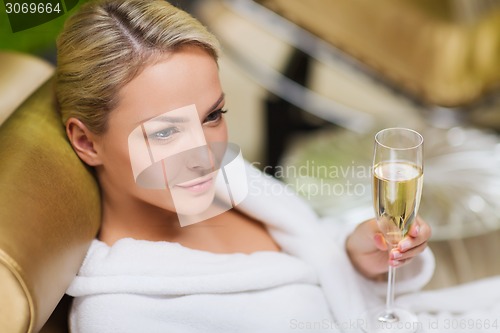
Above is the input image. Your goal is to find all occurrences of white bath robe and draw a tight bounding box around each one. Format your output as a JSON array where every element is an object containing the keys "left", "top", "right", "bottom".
[{"left": 66, "top": 163, "right": 500, "bottom": 333}]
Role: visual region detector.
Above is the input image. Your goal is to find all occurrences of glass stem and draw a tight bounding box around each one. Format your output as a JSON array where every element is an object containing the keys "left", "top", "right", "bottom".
[
  {"left": 378, "top": 265, "right": 398, "bottom": 323},
  {"left": 386, "top": 265, "right": 396, "bottom": 315}
]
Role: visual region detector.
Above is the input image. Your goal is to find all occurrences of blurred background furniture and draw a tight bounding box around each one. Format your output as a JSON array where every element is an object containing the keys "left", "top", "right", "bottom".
[
  {"left": 0, "top": 52, "right": 100, "bottom": 333},
  {"left": 257, "top": 0, "right": 500, "bottom": 108},
  {"left": 0, "top": 53, "right": 54, "bottom": 124}
]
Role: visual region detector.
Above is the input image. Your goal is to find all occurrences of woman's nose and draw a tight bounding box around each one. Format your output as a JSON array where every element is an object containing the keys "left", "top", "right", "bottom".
[{"left": 185, "top": 144, "right": 215, "bottom": 172}]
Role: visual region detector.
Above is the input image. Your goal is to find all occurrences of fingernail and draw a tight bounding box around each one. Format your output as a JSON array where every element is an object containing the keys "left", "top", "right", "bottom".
[
  {"left": 390, "top": 260, "right": 401, "bottom": 267},
  {"left": 391, "top": 251, "right": 402, "bottom": 259},
  {"left": 413, "top": 225, "right": 420, "bottom": 236},
  {"left": 400, "top": 240, "right": 411, "bottom": 252}
]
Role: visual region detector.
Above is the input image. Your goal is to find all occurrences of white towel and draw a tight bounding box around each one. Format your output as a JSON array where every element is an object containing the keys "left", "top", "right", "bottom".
[{"left": 67, "top": 162, "right": 438, "bottom": 332}]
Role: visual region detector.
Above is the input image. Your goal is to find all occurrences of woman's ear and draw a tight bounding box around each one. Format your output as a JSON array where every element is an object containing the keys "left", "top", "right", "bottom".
[{"left": 66, "top": 118, "right": 103, "bottom": 166}]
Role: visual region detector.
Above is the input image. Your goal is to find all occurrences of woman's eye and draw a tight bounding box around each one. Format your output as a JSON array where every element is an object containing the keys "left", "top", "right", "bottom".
[
  {"left": 204, "top": 109, "right": 227, "bottom": 124},
  {"left": 149, "top": 127, "right": 180, "bottom": 141}
]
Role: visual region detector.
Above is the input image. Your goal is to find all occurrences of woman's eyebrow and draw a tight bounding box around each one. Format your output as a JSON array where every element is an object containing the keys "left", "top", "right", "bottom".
[
  {"left": 135, "top": 113, "right": 190, "bottom": 125},
  {"left": 148, "top": 115, "right": 189, "bottom": 124},
  {"left": 136, "top": 93, "right": 225, "bottom": 125}
]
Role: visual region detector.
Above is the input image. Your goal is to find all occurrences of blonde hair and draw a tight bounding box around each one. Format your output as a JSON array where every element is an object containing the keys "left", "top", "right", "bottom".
[{"left": 55, "top": 0, "right": 221, "bottom": 134}]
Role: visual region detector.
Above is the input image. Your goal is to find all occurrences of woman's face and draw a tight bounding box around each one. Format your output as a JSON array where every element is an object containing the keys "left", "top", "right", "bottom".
[{"left": 95, "top": 47, "right": 227, "bottom": 217}]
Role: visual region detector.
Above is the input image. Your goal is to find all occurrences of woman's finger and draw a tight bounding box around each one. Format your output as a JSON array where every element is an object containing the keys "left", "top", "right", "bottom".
[
  {"left": 389, "top": 257, "right": 412, "bottom": 267},
  {"left": 374, "top": 232, "right": 388, "bottom": 252},
  {"left": 399, "top": 219, "right": 431, "bottom": 252},
  {"left": 391, "top": 241, "right": 427, "bottom": 262}
]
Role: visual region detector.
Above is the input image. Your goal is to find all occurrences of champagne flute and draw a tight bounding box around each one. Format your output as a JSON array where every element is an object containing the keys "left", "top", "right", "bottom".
[{"left": 362, "top": 128, "right": 424, "bottom": 333}]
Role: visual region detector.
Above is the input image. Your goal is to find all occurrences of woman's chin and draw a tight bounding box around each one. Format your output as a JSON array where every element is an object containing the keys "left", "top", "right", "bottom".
[{"left": 170, "top": 187, "right": 217, "bottom": 217}]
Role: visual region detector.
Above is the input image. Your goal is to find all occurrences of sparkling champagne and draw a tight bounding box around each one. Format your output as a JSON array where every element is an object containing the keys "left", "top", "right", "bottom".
[{"left": 373, "top": 161, "right": 423, "bottom": 246}]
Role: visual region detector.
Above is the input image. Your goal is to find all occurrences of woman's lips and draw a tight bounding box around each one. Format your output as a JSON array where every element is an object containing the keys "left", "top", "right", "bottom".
[{"left": 174, "top": 176, "right": 214, "bottom": 193}]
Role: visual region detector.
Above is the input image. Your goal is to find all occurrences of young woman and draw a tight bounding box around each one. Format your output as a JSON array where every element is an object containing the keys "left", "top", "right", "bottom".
[{"left": 56, "top": 0, "right": 433, "bottom": 331}]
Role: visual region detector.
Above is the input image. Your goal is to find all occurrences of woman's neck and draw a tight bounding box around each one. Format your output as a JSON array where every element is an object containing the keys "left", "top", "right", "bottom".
[
  {"left": 98, "top": 189, "right": 183, "bottom": 246},
  {"left": 96, "top": 183, "right": 280, "bottom": 254}
]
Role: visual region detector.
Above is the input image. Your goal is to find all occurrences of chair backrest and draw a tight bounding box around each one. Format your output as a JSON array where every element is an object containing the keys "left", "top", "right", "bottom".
[{"left": 0, "top": 56, "right": 101, "bottom": 332}]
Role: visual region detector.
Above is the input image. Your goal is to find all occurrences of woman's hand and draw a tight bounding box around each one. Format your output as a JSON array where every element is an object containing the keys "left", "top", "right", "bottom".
[{"left": 345, "top": 217, "right": 431, "bottom": 280}]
